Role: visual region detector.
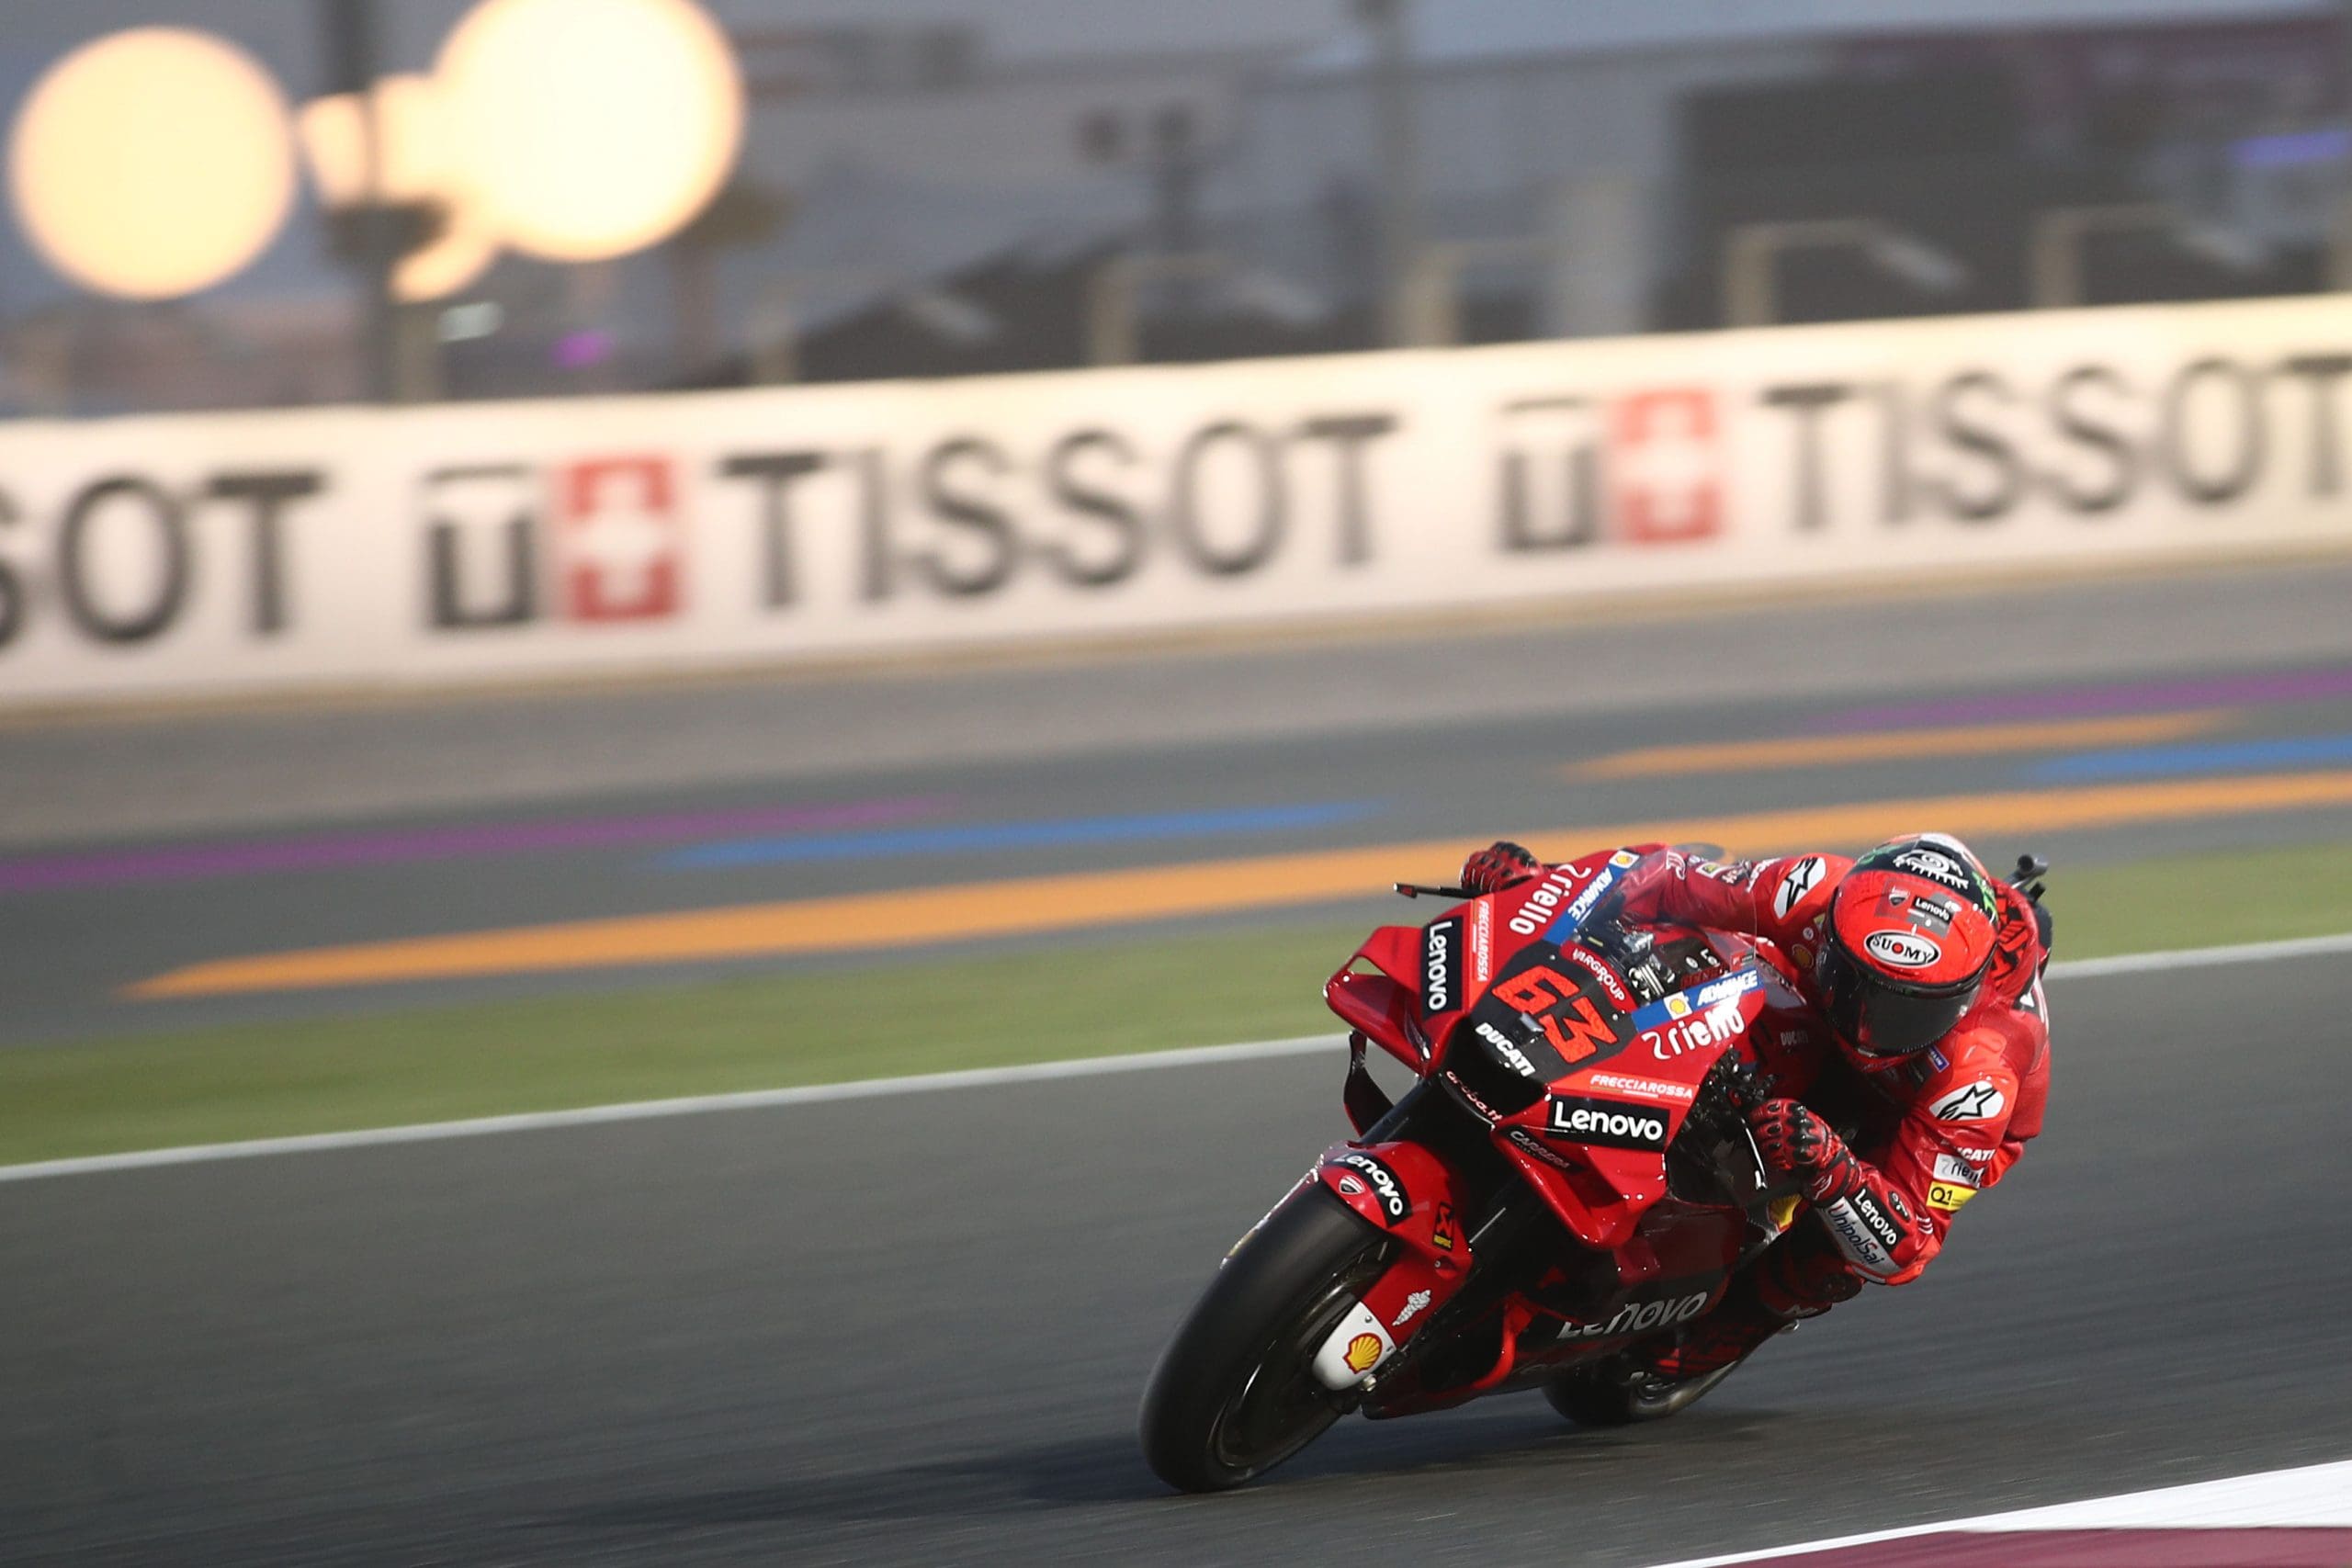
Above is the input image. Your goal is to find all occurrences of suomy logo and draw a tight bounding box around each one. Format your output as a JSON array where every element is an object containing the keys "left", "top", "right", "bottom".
[{"left": 1864, "top": 929, "right": 1941, "bottom": 968}]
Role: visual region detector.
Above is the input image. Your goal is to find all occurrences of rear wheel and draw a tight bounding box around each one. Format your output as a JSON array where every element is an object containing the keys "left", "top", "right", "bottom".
[
  {"left": 1138, "top": 1186, "right": 1391, "bottom": 1493},
  {"left": 1544, "top": 1359, "right": 1743, "bottom": 1426}
]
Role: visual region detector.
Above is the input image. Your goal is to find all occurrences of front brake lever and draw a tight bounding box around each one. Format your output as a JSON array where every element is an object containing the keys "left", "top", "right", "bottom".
[{"left": 1393, "top": 883, "right": 1472, "bottom": 899}]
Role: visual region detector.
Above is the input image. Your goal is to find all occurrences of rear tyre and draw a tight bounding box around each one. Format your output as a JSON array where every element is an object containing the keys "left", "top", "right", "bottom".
[
  {"left": 1138, "top": 1186, "right": 1391, "bottom": 1493},
  {"left": 1544, "top": 1359, "right": 1742, "bottom": 1427}
]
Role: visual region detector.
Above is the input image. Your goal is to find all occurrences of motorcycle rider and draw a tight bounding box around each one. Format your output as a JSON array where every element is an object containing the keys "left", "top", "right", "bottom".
[{"left": 1456, "top": 831, "right": 2052, "bottom": 1389}]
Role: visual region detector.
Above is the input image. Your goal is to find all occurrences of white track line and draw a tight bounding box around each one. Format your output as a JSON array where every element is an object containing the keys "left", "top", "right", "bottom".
[
  {"left": 2047, "top": 928, "right": 2352, "bottom": 977},
  {"left": 6, "top": 929, "right": 2350, "bottom": 1185},
  {"left": 1646, "top": 1458, "right": 2352, "bottom": 1566},
  {"left": 0, "top": 1034, "right": 1340, "bottom": 1184}
]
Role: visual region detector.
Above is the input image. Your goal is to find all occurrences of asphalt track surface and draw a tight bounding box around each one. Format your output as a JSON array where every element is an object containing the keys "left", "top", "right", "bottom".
[
  {"left": 5, "top": 948, "right": 2350, "bottom": 1565},
  {"left": 8, "top": 563, "right": 2352, "bottom": 1563}
]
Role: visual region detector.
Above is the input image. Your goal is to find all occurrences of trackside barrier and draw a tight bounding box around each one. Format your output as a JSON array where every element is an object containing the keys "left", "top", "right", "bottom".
[{"left": 5, "top": 293, "right": 2352, "bottom": 707}]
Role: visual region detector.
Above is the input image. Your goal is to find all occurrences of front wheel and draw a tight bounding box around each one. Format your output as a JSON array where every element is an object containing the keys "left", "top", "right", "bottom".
[{"left": 1138, "top": 1186, "right": 1391, "bottom": 1493}]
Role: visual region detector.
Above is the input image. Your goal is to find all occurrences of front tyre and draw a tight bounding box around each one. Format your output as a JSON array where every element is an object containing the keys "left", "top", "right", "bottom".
[{"left": 1138, "top": 1185, "right": 1391, "bottom": 1493}]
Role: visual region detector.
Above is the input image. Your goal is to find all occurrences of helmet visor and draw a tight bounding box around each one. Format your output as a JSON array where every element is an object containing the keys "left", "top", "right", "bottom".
[{"left": 1818, "top": 942, "right": 1975, "bottom": 1060}]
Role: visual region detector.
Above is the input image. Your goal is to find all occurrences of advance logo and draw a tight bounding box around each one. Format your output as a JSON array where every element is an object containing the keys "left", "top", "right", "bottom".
[{"left": 1546, "top": 1096, "right": 1671, "bottom": 1153}]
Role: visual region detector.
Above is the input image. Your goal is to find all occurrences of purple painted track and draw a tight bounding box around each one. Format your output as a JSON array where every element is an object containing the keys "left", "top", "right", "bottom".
[{"left": 0, "top": 795, "right": 955, "bottom": 895}]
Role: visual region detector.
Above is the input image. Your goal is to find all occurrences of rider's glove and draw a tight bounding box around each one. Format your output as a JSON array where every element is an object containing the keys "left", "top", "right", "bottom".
[
  {"left": 1460, "top": 840, "right": 1543, "bottom": 896},
  {"left": 1747, "top": 1098, "right": 1855, "bottom": 1201}
]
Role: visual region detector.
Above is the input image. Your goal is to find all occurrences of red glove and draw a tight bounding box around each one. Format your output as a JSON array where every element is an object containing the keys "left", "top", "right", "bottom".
[
  {"left": 1461, "top": 840, "right": 1543, "bottom": 896},
  {"left": 1747, "top": 1099, "right": 1855, "bottom": 1201}
]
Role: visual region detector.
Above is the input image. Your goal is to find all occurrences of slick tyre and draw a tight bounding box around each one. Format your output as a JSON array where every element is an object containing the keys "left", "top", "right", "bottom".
[
  {"left": 1138, "top": 1185, "right": 1392, "bottom": 1493},
  {"left": 1544, "top": 1359, "right": 1742, "bottom": 1427}
]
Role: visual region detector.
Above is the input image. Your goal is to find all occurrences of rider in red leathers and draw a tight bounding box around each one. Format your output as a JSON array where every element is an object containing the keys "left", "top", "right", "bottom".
[{"left": 1456, "top": 831, "right": 2052, "bottom": 1389}]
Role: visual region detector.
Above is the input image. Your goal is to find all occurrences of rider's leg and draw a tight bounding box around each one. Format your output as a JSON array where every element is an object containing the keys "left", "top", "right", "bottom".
[{"left": 1638, "top": 1225, "right": 1862, "bottom": 1381}]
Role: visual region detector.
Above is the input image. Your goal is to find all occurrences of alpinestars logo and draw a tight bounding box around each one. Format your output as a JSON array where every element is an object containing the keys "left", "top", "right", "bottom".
[
  {"left": 1928, "top": 1079, "right": 2007, "bottom": 1123},
  {"left": 1773, "top": 856, "right": 1825, "bottom": 918}
]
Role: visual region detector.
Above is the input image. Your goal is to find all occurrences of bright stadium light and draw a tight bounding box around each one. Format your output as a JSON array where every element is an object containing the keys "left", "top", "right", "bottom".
[
  {"left": 296, "top": 73, "right": 451, "bottom": 209},
  {"left": 435, "top": 0, "right": 744, "bottom": 263},
  {"left": 7, "top": 28, "right": 297, "bottom": 299},
  {"left": 297, "top": 73, "right": 497, "bottom": 301},
  {"left": 393, "top": 218, "right": 497, "bottom": 302}
]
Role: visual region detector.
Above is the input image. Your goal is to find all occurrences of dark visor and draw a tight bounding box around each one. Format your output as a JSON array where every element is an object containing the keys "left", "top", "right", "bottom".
[{"left": 1817, "top": 942, "right": 1976, "bottom": 1060}]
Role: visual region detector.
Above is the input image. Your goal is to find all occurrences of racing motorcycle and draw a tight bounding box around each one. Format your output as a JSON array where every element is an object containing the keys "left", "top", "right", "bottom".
[{"left": 1138, "top": 845, "right": 1812, "bottom": 1493}]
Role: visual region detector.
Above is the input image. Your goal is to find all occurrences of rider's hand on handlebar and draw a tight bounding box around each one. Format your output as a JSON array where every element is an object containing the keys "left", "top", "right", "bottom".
[
  {"left": 1748, "top": 1098, "right": 1847, "bottom": 1186},
  {"left": 1460, "top": 840, "right": 1543, "bottom": 897}
]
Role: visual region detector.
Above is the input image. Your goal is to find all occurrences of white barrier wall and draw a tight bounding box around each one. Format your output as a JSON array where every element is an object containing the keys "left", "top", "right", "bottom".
[{"left": 5, "top": 293, "right": 2352, "bottom": 706}]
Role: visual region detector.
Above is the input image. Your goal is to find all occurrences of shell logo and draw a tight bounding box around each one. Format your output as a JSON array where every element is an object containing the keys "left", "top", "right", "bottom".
[{"left": 1343, "top": 1333, "right": 1384, "bottom": 1373}]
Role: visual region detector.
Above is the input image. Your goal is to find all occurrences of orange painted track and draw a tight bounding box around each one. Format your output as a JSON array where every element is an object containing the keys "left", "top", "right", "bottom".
[{"left": 129, "top": 767, "right": 2352, "bottom": 999}]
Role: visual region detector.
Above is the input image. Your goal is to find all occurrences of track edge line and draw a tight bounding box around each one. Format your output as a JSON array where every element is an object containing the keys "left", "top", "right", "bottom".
[{"left": 11, "top": 928, "right": 2352, "bottom": 1183}]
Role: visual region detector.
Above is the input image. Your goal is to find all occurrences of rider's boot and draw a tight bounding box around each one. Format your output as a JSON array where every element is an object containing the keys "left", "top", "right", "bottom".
[
  {"left": 1635, "top": 1297, "right": 1789, "bottom": 1382},
  {"left": 1632, "top": 1228, "right": 1862, "bottom": 1388}
]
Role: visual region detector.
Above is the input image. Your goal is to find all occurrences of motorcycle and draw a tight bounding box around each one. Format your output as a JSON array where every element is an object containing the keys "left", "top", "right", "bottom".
[{"left": 1138, "top": 844, "right": 1815, "bottom": 1493}]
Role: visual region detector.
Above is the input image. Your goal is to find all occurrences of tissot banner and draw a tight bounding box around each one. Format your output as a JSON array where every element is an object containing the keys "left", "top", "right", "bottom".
[{"left": 5, "top": 292, "right": 2351, "bottom": 706}]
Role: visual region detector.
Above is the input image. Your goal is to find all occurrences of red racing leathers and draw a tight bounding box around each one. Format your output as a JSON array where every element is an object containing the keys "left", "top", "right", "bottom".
[{"left": 1611, "top": 847, "right": 2052, "bottom": 1294}]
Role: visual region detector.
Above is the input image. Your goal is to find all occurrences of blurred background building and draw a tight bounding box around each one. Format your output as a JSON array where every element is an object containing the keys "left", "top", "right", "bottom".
[{"left": 0, "top": 0, "right": 2346, "bottom": 414}]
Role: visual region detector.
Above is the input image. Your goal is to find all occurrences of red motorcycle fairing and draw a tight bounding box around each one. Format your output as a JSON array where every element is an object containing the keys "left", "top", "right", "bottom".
[
  {"left": 1324, "top": 923, "right": 1430, "bottom": 1071},
  {"left": 1312, "top": 1139, "right": 1470, "bottom": 1348},
  {"left": 1477, "top": 955, "right": 1772, "bottom": 1250},
  {"left": 1309, "top": 847, "right": 1804, "bottom": 1413}
]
